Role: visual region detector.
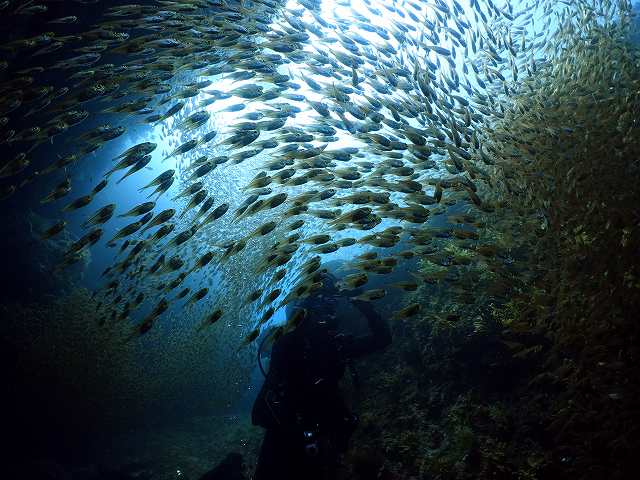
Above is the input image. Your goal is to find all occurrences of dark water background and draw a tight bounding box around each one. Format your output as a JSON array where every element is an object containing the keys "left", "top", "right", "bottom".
[{"left": 1, "top": 1, "right": 639, "bottom": 479}]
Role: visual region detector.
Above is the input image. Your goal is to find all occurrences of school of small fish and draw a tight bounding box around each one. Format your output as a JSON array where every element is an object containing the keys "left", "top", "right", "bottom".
[{"left": 1, "top": 0, "right": 636, "bottom": 344}]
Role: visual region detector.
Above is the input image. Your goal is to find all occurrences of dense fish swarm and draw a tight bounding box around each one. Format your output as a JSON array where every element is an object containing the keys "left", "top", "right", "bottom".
[
  {"left": 1, "top": 0, "right": 615, "bottom": 337},
  {"left": 1, "top": 0, "right": 639, "bottom": 477}
]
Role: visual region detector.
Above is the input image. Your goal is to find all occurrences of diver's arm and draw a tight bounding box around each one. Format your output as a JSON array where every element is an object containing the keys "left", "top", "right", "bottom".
[{"left": 344, "top": 299, "right": 391, "bottom": 358}]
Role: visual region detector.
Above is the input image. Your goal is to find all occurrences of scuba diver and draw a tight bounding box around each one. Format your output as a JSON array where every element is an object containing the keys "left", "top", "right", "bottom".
[{"left": 250, "top": 268, "right": 392, "bottom": 480}]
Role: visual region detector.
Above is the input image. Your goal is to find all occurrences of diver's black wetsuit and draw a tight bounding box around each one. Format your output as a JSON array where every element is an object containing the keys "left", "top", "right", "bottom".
[{"left": 251, "top": 285, "right": 391, "bottom": 480}]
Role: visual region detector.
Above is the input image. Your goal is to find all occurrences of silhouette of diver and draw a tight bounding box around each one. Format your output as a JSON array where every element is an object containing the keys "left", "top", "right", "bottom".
[{"left": 250, "top": 269, "right": 392, "bottom": 480}]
